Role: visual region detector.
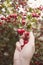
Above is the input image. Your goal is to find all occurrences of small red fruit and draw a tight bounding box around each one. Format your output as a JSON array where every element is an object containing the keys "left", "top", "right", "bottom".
[
  {"left": 35, "top": 61, "right": 40, "bottom": 65},
  {"left": 4, "top": 18, "right": 7, "bottom": 21},
  {"left": 9, "top": 13, "right": 17, "bottom": 18},
  {"left": 38, "top": 6, "right": 43, "bottom": 10},
  {"left": 22, "top": 31, "right": 29, "bottom": 40},
  {"left": 0, "top": 22, "right": 2, "bottom": 26},
  {"left": 13, "top": 13, "right": 17, "bottom": 18},
  {"left": 21, "top": 31, "right": 29, "bottom": 49},
  {"left": 32, "top": 13, "right": 39, "bottom": 17},
  {"left": 1, "top": 17, "right": 5, "bottom": 20},
  {"left": 20, "top": 1, "right": 26, "bottom": 6},
  {"left": 21, "top": 40, "right": 28, "bottom": 49},
  {"left": 16, "top": 4, "right": 19, "bottom": 8},
  {"left": 23, "top": 13, "right": 26, "bottom": 16},
  {"left": 9, "top": 14, "right": 13, "bottom": 18},
  {"left": 17, "top": 29, "right": 25, "bottom": 35},
  {"left": 7, "top": 16, "right": 10, "bottom": 20},
  {"left": 24, "top": 40, "right": 28, "bottom": 44},
  {"left": 24, "top": 31, "right": 29, "bottom": 37},
  {"left": 22, "top": 19, "right": 25, "bottom": 25}
]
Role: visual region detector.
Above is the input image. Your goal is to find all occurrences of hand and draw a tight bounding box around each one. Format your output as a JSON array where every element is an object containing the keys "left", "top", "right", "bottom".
[{"left": 13, "top": 31, "right": 35, "bottom": 65}]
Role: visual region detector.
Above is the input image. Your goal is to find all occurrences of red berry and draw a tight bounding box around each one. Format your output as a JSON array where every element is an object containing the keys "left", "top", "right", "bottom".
[
  {"left": 1, "top": 17, "right": 5, "bottom": 20},
  {"left": 16, "top": 4, "right": 19, "bottom": 8},
  {"left": 6, "top": 16, "right": 12, "bottom": 22},
  {"left": 20, "top": 1, "right": 26, "bottom": 6},
  {"left": 4, "top": 18, "right": 7, "bottom": 21},
  {"left": 38, "top": 6, "right": 43, "bottom": 10},
  {"left": 9, "top": 14, "right": 13, "bottom": 18},
  {"left": 21, "top": 40, "right": 28, "bottom": 49},
  {"left": 21, "top": 31, "right": 29, "bottom": 49},
  {"left": 0, "top": 22, "right": 2, "bottom": 26},
  {"left": 24, "top": 31, "right": 29, "bottom": 37},
  {"left": 32, "top": 13, "right": 36, "bottom": 17},
  {"left": 21, "top": 45, "right": 24, "bottom": 49},
  {"left": 13, "top": 13, "right": 17, "bottom": 18},
  {"left": 22, "top": 31, "right": 29, "bottom": 40},
  {"left": 20, "top": 1, "right": 24, "bottom": 5},
  {"left": 9, "top": 13, "right": 17, "bottom": 18},
  {"left": 32, "top": 13, "right": 39, "bottom": 17},
  {"left": 35, "top": 61, "right": 40, "bottom": 65},
  {"left": 24, "top": 40, "right": 28, "bottom": 44},
  {"left": 7, "top": 17, "right": 10, "bottom": 21},
  {"left": 23, "top": 13, "right": 26, "bottom": 16},
  {"left": 17, "top": 29, "right": 25, "bottom": 35},
  {"left": 22, "top": 20, "right": 25, "bottom": 25}
]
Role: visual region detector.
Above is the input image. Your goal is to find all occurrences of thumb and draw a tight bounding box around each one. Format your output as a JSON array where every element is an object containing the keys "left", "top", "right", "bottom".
[
  {"left": 28, "top": 31, "right": 35, "bottom": 46},
  {"left": 19, "top": 38, "right": 24, "bottom": 46},
  {"left": 16, "top": 42, "right": 21, "bottom": 51}
]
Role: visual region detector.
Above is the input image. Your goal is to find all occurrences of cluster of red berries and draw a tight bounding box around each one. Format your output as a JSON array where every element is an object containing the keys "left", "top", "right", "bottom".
[
  {"left": 0, "top": 13, "right": 26, "bottom": 26},
  {"left": 32, "top": 13, "right": 40, "bottom": 18},
  {"left": 0, "top": 22, "right": 2, "bottom": 26},
  {"left": 38, "top": 6, "right": 43, "bottom": 11},
  {"left": 19, "top": 1, "right": 27, "bottom": 6},
  {"left": 22, "top": 19, "right": 26, "bottom": 25},
  {"left": 17, "top": 28, "right": 29, "bottom": 49},
  {"left": 0, "top": 13, "right": 17, "bottom": 23}
]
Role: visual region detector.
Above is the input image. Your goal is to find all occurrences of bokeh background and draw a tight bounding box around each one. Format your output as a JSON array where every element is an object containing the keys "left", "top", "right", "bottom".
[{"left": 0, "top": 0, "right": 43, "bottom": 65}]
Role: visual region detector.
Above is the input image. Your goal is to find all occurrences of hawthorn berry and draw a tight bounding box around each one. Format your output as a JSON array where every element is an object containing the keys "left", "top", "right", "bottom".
[
  {"left": 1, "top": 17, "right": 5, "bottom": 20},
  {"left": 17, "top": 28, "right": 25, "bottom": 35},
  {"left": 9, "top": 13, "right": 17, "bottom": 18},
  {"left": 21, "top": 31, "right": 29, "bottom": 49},
  {"left": 22, "top": 19, "right": 25, "bottom": 25},
  {"left": 0, "top": 22, "right": 2, "bottom": 25},
  {"left": 38, "top": 6, "right": 43, "bottom": 10},
  {"left": 32, "top": 13, "right": 40, "bottom": 17}
]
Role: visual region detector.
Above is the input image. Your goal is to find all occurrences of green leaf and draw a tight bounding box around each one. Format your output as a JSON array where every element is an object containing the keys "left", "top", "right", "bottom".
[
  {"left": 27, "top": 15, "right": 32, "bottom": 20},
  {"left": 27, "top": 24, "right": 31, "bottom": 29},
  {"left": 29, "top": 8, "right": 33, "bottom": 12},
  {"left": 31, "top": 18, "right": 37, "bottom": 22}
]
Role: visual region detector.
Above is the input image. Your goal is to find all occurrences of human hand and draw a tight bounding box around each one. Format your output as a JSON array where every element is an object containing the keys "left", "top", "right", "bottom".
[
  {"left": 14, "top": 31, "right": 35, "bottom": 65},
  {"left": 20, "top": 31, "right": 35, "bottom": 65}
]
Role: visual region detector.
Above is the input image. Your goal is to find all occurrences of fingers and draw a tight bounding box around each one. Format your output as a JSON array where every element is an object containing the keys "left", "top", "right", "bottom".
[
  {"left": 29, "top": 31, "right": 35, "bottom": 45},
  {"left": 19, "top": 31, "right": 35, "bottom": 46},
  {"left": 16, "top": 31, "right": 35, "bottom": 51},
  {"left": 19, "top": 38, "right": 24, "bottom": 46},
  {"left": 16, "top": 42, "right": 21, "bottom": 51}
]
